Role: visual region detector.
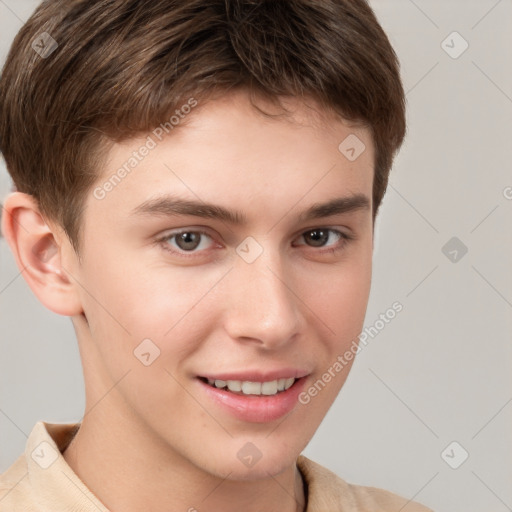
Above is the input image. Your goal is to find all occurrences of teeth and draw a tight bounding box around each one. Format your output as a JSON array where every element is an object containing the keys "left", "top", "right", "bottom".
[
  {"left": 261, "top": 381, "right": 278, "bottom": 395},
  {"left": 226, "top": 380, "right": 242, "bottom": 392},
  {"left": 242, "top": 381, "right": 261, "bottom": 394},
  {"left": 207, "top": 378, "right": 297, "bottom": 396},
  {"left": 284, "top": 377, "right": 295, "bottom": 390}
]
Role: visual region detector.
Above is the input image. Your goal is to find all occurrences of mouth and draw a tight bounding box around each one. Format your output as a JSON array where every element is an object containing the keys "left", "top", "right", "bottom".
[
  {"left": 196, "top": 373, "right": 309, "bottom": 423},
  {"left": 198, "top": 376, "right": 297, "bottom": 396}
]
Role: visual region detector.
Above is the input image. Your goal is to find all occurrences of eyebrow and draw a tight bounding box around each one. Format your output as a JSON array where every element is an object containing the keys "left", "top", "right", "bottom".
[{"left": 130, "top": 193, "right": 370, "bottom": 225}]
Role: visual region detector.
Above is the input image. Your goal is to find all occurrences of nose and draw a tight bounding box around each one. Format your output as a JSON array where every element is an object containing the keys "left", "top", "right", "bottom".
[{"left": 223, "top": 246, "right": 302, "bottom": 350}]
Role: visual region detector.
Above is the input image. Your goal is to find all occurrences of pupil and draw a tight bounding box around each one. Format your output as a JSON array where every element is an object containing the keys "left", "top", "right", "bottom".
[
  {"left": 307, "top": 229, "right": 328, "bottom": 247},
  {"left": 177, "top": 232, "right": 200, "bottom": 251}
]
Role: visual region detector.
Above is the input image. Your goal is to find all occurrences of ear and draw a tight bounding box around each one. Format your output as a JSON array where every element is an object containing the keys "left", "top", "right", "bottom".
[{"left": 1, "top": 192, "right": 83, "bottom": 316}]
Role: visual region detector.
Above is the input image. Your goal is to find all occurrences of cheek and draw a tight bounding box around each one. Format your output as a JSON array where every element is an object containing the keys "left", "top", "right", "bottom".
[
  {"left": 113, "top": 267, "right": 223, "bottom": 342},
  {"left": 301, "top": 248, "right": 372, "bottom": 341},
  {"left": 78, "top": 254, "right": 223, "bottom": 368}
]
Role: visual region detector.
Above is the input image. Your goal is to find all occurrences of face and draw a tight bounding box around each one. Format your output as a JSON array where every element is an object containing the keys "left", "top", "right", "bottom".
[{"left": 67, "top": 90, "right": 374, "bottom": 480}]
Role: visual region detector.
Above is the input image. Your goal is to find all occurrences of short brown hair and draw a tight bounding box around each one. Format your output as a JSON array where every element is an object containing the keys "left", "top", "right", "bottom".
[{"left": 0, "top": 0, "right": 406, "bottom": 253}]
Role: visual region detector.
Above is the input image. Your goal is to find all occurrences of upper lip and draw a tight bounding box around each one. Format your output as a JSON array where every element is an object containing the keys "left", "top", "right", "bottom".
[{"left": 198, "top": 369, "right": 310, "bottom": 382}]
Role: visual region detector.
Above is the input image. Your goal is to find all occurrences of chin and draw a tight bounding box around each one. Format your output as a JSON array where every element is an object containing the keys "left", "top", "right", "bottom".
[
  {"left": 221, "top": 461, "right": 293, "bottom": 482},
  {"left": 210, "top": 444, "right": 299, "bottom": 481}
]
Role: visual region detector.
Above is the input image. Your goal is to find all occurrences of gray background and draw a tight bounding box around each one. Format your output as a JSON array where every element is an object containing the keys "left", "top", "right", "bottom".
[{"left": 1, "top": 1, "right": 511, "bottom": 511}]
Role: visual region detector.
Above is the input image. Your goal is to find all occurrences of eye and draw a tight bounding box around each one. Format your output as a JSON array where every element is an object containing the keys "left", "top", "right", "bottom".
[
  {"left": 294, "top": 228, "right": 352, "bottom": 253},
  {"left": 157, "top": 229, "right": 216, "bottom": 257}
]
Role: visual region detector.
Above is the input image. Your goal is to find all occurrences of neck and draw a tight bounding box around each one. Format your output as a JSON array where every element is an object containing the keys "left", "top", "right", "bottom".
[{"left": 62, "top": 411, "right": 306, "bottom": 512}]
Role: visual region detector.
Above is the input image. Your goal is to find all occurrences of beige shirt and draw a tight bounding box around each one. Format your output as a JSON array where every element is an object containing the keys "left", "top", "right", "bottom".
[{"left": 0, "top": 421, "right": 433, "bottom": 511}]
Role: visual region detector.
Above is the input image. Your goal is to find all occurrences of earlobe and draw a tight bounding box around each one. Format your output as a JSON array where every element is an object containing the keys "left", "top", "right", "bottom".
[{"left": 1, "top": 191, "right": 83, "bottom": 316}]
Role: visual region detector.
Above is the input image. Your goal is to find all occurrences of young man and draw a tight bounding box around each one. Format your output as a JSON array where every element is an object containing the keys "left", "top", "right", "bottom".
[{"left": 0, "top": 1, "right": 433, "bottom": 510}]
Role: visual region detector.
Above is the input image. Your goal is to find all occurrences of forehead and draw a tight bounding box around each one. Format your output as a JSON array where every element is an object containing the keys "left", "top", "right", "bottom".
[{"left": 88, "top": 91, "right": 374, "bottom": 226}]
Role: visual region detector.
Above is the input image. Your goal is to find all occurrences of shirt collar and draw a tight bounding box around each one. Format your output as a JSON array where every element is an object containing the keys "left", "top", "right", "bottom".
[{"left": 25, "top": 421, "right": 109, "bottom": 511}]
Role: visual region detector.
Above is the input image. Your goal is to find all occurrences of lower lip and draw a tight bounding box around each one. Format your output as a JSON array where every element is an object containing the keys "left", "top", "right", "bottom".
[{"left": 197, "top": 377, "right": 307, "bottom": 423}]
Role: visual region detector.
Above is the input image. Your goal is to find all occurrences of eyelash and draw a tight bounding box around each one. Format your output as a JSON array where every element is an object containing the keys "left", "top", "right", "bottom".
[{"left": 155, "top": 227, "right": 354, "bottom": 259}]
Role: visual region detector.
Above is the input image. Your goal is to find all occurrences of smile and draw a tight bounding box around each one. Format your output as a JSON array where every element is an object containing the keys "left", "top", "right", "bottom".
[
  {"left": 196, "top": 373, "right": 308, "bottom": 423},
  {"left": 201, "top": 377, "right": 296, "bottom": 396}
]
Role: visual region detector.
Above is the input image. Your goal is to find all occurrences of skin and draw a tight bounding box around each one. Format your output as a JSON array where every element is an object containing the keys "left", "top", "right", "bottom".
[{"left": 2, "top": 89, "right": 375, "bottom": 512}]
